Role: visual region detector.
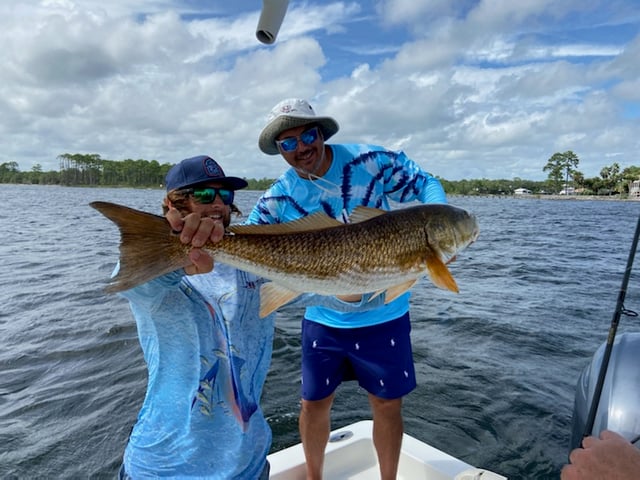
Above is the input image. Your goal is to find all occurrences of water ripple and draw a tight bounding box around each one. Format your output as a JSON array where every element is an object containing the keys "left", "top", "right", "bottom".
[{"left": 1, "top": 185, "right": 639, "bottom": 479}]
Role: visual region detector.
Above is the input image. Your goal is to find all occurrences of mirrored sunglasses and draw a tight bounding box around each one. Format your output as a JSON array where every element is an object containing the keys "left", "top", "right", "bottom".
[
  {"left": 178, "top": 187, "right": 234, "bottom": 205},
  {"left": 275, "top": 126, "right": 320, "bottom": 152}
]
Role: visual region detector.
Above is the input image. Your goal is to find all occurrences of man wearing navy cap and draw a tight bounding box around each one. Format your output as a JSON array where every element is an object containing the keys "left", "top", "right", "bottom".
[
  {"left": 115, "top": 154, "right": 274, "bottom": 480},
  {"left": 115, "top": 155, "right": 383, "bottom": 479}
]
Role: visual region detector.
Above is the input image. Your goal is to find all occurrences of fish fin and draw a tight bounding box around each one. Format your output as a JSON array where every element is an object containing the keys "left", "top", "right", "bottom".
[
  {"left": 259, "top": 282, "right": 302, "bottom": 317},
  {"left": 348, "top": 206, "right": 387, "bottom": 224},
  {"left": 426, "top": 254, "right": 459, "bottom": 293},
  {"left": 228, "top": 212, "right": 342, "bottom": 235},
  {"left": 384, "top": 279, "right": 418, "bottom": 303},
  {"left": 90, "top": 201, "right": 191, "bottom": 292},
  {"left": 369, "top": 289, "right": 386, "bottom": 301}
]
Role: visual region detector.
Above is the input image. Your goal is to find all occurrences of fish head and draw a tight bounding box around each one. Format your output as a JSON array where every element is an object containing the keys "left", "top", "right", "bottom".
[{"left": 423, "top": 205, "right": 479, "bottom": 261}]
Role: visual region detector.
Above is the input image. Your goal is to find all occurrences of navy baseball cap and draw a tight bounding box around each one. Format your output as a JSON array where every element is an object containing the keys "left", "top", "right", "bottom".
[{"left": 165, "top": 155, "right": 248, "bottom": 191}]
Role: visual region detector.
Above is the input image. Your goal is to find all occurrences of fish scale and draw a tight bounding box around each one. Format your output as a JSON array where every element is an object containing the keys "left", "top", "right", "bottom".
[{"left": 218, "top": 219, "right": 423, "bottom": 282}]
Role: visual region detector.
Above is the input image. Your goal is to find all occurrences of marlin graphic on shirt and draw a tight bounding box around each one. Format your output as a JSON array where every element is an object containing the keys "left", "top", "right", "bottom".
[{"left": 192, "top": 302, "right": 258, "bottom": 430}]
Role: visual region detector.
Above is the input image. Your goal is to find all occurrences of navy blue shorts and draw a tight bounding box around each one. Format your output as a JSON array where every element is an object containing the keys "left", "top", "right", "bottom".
[{"left": 300, "top": 312, "right": 417, "bottom": 401}]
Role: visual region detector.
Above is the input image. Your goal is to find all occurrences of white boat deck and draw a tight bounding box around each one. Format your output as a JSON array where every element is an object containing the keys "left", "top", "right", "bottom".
[{"left": 268, "top": 420, "right": 507, "bottom": 480}]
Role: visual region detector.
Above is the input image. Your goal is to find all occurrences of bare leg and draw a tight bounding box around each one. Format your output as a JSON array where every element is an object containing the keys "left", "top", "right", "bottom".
[
  {"left": 299, "top": 393, "right": 335, "bottom": 480},
  {"left": 369, "top": 394, "right": 403, "bottom": 480}
]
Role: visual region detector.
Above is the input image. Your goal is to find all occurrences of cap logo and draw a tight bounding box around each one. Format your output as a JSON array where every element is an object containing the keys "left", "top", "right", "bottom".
[
  {"left": 203, "top": 157, "right": 223, "bottom": 178},
  {"left": 281, "top": 105, "right": 293, "bottom": 113}
]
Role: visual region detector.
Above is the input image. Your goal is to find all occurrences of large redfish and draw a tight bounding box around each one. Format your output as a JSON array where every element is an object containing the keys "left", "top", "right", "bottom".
[{"left": 91, "top": 202, "right": 479, "bottom": 317}]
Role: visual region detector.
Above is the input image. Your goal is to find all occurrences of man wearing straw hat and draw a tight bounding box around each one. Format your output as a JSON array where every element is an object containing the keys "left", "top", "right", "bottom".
[{"left": 247, "top": 98, "right": 447, "bottom": 480}]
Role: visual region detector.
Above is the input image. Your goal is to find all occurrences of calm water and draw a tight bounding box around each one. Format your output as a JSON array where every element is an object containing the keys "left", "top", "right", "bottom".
[{"left": 1, "top": 184, "right": 639, "bottom": 479}]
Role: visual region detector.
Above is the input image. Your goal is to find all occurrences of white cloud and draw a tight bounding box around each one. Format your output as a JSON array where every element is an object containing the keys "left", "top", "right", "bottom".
[{"left": 0, "top": 0, "right": 638, "bottom": 182}]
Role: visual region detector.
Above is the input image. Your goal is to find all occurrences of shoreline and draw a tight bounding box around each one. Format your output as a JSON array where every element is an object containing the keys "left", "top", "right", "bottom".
[
  {"left": 450, "top": 193, "right": 639, "bottom": 202},
  {"left": 2, "top": 183, "right": 638, "bottom": 201}
]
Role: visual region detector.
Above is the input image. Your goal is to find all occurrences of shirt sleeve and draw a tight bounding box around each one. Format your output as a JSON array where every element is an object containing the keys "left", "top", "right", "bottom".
[
  {"left": 245, "top": 180, "right": 287, "bottom": 225},
  {"left": 382, "top": 149, "right": 447, "bottom": 204},
  {"left": 117, "top": 268, "right": 184, "bottom": 310}
]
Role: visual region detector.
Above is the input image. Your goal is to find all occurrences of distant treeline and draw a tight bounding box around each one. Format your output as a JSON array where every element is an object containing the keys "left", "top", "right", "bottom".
[
  {"left": 1, "top": 153, "right": 639, "bottom": 197},
  {"left": 0, "top": 153, "right": 275, "bottom": 191}
]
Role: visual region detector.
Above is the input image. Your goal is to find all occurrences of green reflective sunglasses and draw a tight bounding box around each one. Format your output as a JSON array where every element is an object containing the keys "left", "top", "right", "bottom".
[{"left": 178, "top": 187, "right": 234, "bottom": 205}]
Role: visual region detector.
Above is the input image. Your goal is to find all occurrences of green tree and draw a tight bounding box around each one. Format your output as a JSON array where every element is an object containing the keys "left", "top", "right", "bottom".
[
  {"left": 599, "top": 162, "right": 623, "bottom": 195},
  {"left": 543, "top": 151, "right": 580, "bottom": 194},
  {"left": 0, "top": 161, "right": 20, "bottom": 183},
  {"left": 246, "top": 177, "right": 276, "bottom": 191},
  {"left": 621, "top": 166, "right": 640, "bottom": 196},
  {"left": 27, "top": 164, "right": 43, "bottom": 184},
  {"left": 573, "top": 170, "right": 584, "bottom": 191}
]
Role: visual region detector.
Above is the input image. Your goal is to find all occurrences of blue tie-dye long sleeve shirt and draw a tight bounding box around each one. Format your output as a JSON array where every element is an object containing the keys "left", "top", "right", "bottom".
[{"left": 246, "top": 143, "right": 447, "bottom": 328}]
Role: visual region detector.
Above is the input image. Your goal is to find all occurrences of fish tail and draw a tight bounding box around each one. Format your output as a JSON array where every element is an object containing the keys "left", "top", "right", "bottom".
[{"left": 90, "top": 201, "right": 191, "bottom": 292}]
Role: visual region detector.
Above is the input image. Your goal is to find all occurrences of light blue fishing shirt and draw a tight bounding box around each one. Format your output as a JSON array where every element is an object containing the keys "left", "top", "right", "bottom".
[
  {"left": 246, "top": 143, "right": 447, "bottom": 329},
  {"left": 119, "top": 263, "right": 273, "bottom": 479},
  {"left": 118, "top": 261, "right": 385, "bottom": 478}
]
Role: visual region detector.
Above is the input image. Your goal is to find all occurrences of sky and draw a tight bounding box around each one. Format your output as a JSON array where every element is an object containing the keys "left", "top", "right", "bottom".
[{"left": 2, "top": 0, "right": 639, "bottom": 181}]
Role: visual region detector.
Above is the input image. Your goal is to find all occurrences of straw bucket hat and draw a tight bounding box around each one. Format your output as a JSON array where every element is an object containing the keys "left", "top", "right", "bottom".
[{"left": 258, "top": 98, "right": 340, "bottom": 155}]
